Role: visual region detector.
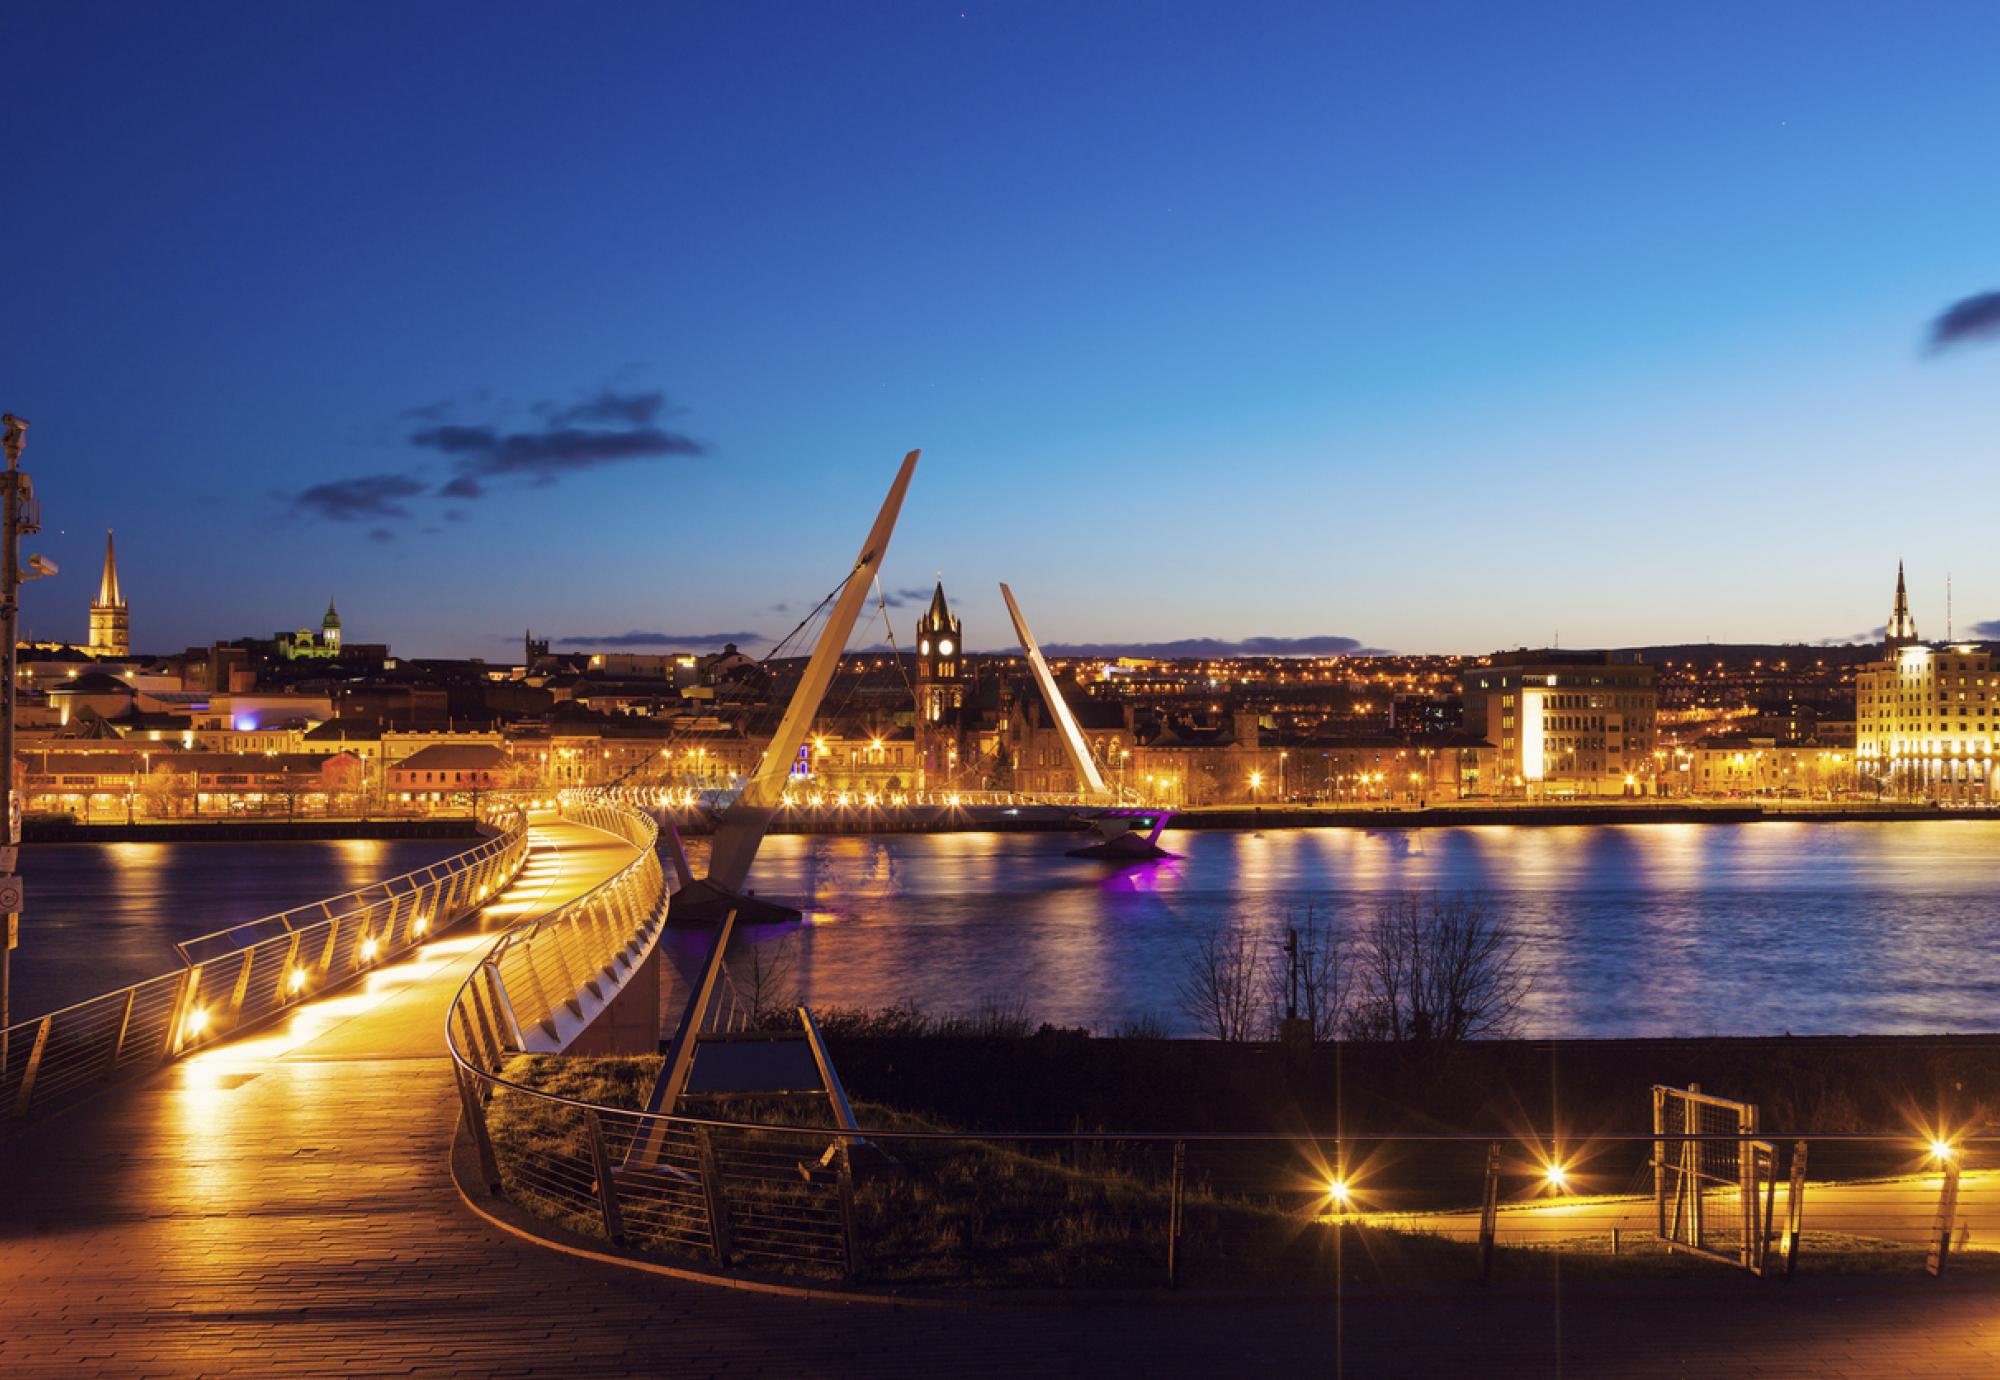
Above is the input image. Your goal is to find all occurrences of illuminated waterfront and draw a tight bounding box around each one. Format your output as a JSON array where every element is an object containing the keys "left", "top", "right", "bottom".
[
  {"left": 688, "top": 820, "right": 2000, "bottom": 1038},
  {"left": 11, "top": 838, "right": 468, "bottom": 1018}
]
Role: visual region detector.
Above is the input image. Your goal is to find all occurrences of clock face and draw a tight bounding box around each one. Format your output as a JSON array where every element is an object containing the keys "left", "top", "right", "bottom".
[
  {"left": 920, "top": 639, "right": 930, "bottom": 655},
  {"left": 938, "top": 639, "right": 954, "bottom": 656}
]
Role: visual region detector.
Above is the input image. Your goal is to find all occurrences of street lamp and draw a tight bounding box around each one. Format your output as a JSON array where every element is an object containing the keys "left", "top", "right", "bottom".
[{"left": 0, "top": 413, "right": 36, "bottom": 1044}]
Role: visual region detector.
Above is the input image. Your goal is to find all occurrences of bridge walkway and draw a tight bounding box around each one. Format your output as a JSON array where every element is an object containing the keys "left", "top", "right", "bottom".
[{"left": 6, "top": 816, "right": 2000, "bottom": 1376}]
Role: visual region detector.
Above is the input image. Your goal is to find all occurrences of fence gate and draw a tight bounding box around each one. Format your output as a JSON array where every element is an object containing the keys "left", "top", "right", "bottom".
[{"left": 1653, "top": 1084, "right": 1776, "bottom": 1274}]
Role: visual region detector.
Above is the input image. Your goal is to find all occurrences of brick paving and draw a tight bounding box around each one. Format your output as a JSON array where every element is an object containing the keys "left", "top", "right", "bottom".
[{"left": 4, "top": 819, "right": 1999, "bottom": 1376}]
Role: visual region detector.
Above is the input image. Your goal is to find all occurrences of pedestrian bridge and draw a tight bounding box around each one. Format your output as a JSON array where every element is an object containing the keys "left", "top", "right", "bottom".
[{"left": 8, "top": 790, "right": 2000, "bottom": 1380}]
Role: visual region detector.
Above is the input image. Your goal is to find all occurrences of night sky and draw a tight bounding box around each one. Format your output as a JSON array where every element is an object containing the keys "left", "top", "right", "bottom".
[{"left": 6, "top": 3, "right": 2000, "bottom": 659}]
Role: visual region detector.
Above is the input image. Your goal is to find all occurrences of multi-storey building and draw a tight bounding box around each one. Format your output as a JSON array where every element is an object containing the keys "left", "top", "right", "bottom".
[
  {"left": 1855, "top": 564, "right": 1998, "bottom": 800},
  {"left": 1460, "top": 650, "right": 1658, "bottom": 797}
]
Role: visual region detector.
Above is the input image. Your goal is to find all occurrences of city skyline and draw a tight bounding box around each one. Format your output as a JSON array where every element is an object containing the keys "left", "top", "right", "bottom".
[{"left": 8, "top": 4, "right": 2000, "bottom": 657}]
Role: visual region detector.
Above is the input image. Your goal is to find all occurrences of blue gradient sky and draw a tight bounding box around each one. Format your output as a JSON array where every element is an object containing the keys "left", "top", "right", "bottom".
[{"left": 5, "top": 2, "right": 1998, "bottom": 659}]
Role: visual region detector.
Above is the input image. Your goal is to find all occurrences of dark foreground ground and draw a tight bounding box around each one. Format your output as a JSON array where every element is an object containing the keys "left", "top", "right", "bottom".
[{"left": 7, "top": 1049, "right": 2000, "bottom": 1379}]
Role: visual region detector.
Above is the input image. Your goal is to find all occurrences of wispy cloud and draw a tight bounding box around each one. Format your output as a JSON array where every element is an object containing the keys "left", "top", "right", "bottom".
[
  {"left": 1814, "top": 626, "right": 1886, "bottom": 646},
  {"left": 284, "top": 383, "right": 705, "bottom": 523},
  {"left": 543, "top": 388, "right": 666, "bottom": 427},
  {"left": 419, "top": 420, "right": 703, "bottom": 499},
  {"left": 555, "top": 630, "right": 764, "bottom": 648},
  {"left": 1928, "top": 292, "right": 2000, "bottom": 353},
  {"left": 291, "top": 473, "right": 429, "bottom": 522},
  {"left": 877, "top": 586, "right": 933, "bottom": 609},
  {"left": 1039, "top": 634, "right": 1386, "bottom": 658}
]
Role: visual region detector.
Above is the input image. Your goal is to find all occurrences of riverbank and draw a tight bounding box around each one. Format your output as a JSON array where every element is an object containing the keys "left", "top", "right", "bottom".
[
  {"left": 662, "top": 799, "right": 1969, "bottom": 835},
  {"left": 22, "top": 816, "right": 485, "bottom": 844},
  {"left": 826, "top": 1028, "right": 2000, "bottom": 1152}
]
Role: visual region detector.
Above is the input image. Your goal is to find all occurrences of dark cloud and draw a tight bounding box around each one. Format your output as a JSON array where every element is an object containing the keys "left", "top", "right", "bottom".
[
  {"left": 1814, "top": 626, "right": 1886, "bottom": 646},
  {"left": 1967, "top": 620, "right": 2000, "bottom": 640},
  {"left": 367, "top": 527, "right": 396, "bottom": 544},
  {"left": 768, "top": 602, "right": 790, "bottom": 614},
  {"left": 1039, "top": 635, "right": 1386, "bottom": 658},
  {"left": 1929, "top": 292, "right": 2000, "bottom": 353},
  {"left": 555, "top": 630, "right": 764, "bottom": 648},
  {"left": 544, "top": 388, "right": 666, "bottom": 427},
  {"left": 878, "top": 586, "right": 933, "bottom": 609},
  {"left": 401, "top": 399, "right": 454, "bottom": 421},
  {"left": 291, "top": 473, "right": 429, "bottom": 522},
  {"left": 413, "top": 420, "right": 704, "bottom": 498}
]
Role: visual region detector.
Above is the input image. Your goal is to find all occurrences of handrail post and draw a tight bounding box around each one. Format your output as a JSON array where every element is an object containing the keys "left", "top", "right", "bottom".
[
  {"left": 1927, "top": 1157, "right": 1962, "bottom": 1278},
  {"left": 108, "top": 985, "right": 137, "bottom": 1069},
  {"left": 11, "top": 1014, "right": 50, "bottom": 1118},
  {"left": 454, "top": 1064, "right": 503, "bottom": 1195},
  {"left": 836, "top": 1135, "right": 862, "bottom": 1281},
  {"left": 693, "top": 1124, "right": 734, "bottom": 1267},
  {"left": 1168, "top": 1139, "right": 1186, "bottom": 1290},
  {"left": 162, "top": 965, "right": 199, "bottom": 1060},
  {"left": 1478, "top": 1142, "right": 1500, "bottom": 1283},
  {"left": 584, "top": 1109, "right": 626, "bottom": 1245},
  {"left": 1784, "top": 1140, "right": 1807, "bottom": 1278}
]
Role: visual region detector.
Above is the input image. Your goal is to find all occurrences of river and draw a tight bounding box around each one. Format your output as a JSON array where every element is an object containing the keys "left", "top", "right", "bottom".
[
  {"left": 20, "top": 822, "right": 2000, "bottom": 1039},
  {"left": 8, "top": 839, "right": 469, "bottom": 1020},
  {"left": 670, "top": 819, "right": 2000, "bottom": 1038}
]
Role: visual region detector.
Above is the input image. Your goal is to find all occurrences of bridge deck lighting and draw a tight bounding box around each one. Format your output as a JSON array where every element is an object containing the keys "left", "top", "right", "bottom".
[
  {"left": 185, "top": 1006, "right": 209, "bottom": 1038},
  {"left": 1543, "top": 1160, "right": 1569, "bottom": 1192},
  {"left": 288, "top": 967, "right": 307, "bottom": 994},
  {"left": 1326, "top": 1178, "right": 1351, "bottom": 1208},
  {"left": 1930, "top": 1138, "right": 1956, "bottom": 1164},
  {"left": 360, "top": 936, "right": 379, "bottom": 963}
]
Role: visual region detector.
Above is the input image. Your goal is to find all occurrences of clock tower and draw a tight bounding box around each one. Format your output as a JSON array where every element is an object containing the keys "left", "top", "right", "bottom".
[{"left": 914, "top": 582, "right": 964, "bottom": 787}]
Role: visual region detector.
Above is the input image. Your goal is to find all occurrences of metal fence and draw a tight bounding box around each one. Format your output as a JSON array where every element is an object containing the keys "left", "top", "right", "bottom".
[
  {"left": 450, "top": 791, "right": 667, "bottom": 1061},
  {"left": 0, "top": 797, "right": 529, "bottom": 1133},
  {"left": 450, "top": 1042, "right": 2000, "bottom": 1290}
]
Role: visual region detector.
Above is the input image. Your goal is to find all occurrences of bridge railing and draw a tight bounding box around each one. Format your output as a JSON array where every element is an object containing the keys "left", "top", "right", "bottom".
[
  {"left": 0, "top": 797, "right": 530, "bottom": 1134},
  {"left": 443, "top": 1054, "right": 1998, "bottom": 1290},
  {"left": 452, "top": 789, "right": 667, "bottom": 1061}
]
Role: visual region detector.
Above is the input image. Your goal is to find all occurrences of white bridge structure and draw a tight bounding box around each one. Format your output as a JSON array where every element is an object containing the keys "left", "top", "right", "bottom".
[{"left": 626, "top": 448, "right": 1172, "bottom": 926}]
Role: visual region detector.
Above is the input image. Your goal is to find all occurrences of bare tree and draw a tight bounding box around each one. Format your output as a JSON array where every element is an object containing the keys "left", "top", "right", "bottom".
[
  {"left": 733, "top": 934, "right": 800, "bottom": 1024},
  {"left": 1344, "top": 891, "right": 1528, "bottom": 1046},
  {"left": 1266, "top": 902, "right": 1350, "bottom": 1041},
  {"left": 1178, "top": 924, "right": 1264, "bottom": 1041}
]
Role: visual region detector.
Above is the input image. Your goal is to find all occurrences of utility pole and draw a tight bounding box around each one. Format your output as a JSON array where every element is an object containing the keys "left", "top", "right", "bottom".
[{"left": 0, "top": 413, "right": 38, "bottom": 1042}]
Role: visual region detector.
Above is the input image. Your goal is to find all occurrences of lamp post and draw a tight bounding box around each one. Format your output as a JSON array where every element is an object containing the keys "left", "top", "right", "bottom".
[{"left": 0, "top": 413, "right": 36, "bottom": 1042}]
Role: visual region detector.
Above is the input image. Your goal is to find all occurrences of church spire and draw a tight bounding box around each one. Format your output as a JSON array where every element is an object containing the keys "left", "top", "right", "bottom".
[
  {"left": 1886, "top": 560, "right": 1919, "bottom": 653},
  {"left": 88, "top": 529, "right": 131, "bottom": 658},
  {"left": 97, "top": 530, "right": 123, "bottom": 609}
]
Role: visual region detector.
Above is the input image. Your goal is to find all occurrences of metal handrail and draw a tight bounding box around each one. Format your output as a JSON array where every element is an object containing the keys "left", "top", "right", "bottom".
[
  {"left": 439, "top": 848, "right": 1999, "bottom": 1289},
  {"left": 174, "top": 799, "right": 524, "bottom": 964},
  {"left": 458, "top": 789, "right": 668, "bottom": 1055},
  {"left": 449, "top": 1030, "right": 1994, "bottom": 1287},
  {"left": 1, "top": 795, "right": 531, "bottom": 1132}
]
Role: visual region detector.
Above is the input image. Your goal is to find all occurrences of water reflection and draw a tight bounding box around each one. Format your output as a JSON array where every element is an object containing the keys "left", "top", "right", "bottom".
[
  {"left": 12, "top": 840, "right": 469, "bottom": 1018},
  {"left": 723, "top": 821, "right": 2000, "bottom": 1038}
]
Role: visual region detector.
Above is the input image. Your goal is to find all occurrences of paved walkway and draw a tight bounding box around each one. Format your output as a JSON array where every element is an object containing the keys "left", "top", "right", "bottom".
[{"left": 6, "top": 818, "right": 2000, "bottom": 1376}]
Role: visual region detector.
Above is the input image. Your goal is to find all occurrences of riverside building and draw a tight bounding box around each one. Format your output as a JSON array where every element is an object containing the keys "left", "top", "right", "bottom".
[
  {"left": 1460, "top": 649, "right": 1658, "bottom": 797},
  {"left": 1855, "top": 564, "right": 1997, "bottom": 800}
]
